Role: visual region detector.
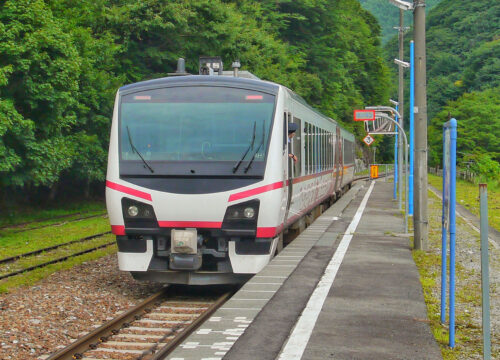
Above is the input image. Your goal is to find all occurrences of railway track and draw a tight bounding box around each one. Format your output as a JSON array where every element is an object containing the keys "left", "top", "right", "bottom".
[
  {"left": 0, "top": 232, "right": 112, "bottom": 266},
  {"left": 46, "top": 287, "right": 233, "bottom": 360},
  {"left": 0, "top": 213, "right": 107, "bottom": 234},
  {"left": 0, "top": 233, "right": 114, "bottom": 280}
]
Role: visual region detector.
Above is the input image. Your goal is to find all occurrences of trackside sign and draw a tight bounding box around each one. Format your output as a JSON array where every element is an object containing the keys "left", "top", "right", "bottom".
[{"left": 354, "top": 110, "right": 375, "bottom": 121}]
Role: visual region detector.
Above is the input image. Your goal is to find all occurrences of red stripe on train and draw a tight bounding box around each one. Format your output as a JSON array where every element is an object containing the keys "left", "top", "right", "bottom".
[
  {"left": 106, "top": 180, "right": 152, "bottom": 201},
  {"left": 228, "top": 181, "right": 284, "bottom": 202},
  {"left": 112, "top": 222, "right": 283, "bottom": 239},
  {"left": 158, "top": 221, "right": 223, "bottom": 228},
  {"left": 256, "top": 224, "right": 284, "bottom": 238}
]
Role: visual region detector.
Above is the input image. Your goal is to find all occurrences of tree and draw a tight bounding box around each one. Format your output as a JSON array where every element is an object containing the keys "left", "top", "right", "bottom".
[{"left": 0, "top": 0, "right": 81, "bottom": 189}]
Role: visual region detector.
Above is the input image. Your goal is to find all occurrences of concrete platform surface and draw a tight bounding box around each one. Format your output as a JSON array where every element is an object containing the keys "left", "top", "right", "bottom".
[{"left": 167, "top": 181, "right": 442, "bottom": 360}]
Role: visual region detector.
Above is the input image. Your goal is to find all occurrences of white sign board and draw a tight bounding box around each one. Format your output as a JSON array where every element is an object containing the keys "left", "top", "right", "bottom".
[{"left": 363, "top": 134, "right": 375, "bottom": 146}]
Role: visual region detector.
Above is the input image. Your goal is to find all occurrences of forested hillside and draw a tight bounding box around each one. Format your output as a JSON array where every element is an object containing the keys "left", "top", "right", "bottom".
[
  {"left": 384, "top": 0, "right": 500, "bottom": 174},
  {"left": 358, "top": 0, "right": 442, "bottom": 44},
  {"left": 0, "top": 0, "right": 390, "bottom": 203}
]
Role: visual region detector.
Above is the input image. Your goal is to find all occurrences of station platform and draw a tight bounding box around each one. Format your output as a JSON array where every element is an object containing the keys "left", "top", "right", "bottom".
[{"left": 167, "top": 180, "right": 442, "bottom": 360}]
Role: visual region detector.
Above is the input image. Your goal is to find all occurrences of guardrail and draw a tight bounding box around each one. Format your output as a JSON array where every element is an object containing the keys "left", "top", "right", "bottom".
[{"left": 428, "top": 166, "right": 477, "bottom": 183}]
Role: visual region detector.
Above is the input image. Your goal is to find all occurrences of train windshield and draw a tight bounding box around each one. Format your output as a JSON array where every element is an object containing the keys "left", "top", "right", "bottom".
[{"left": 119, "top": 86, "right": 275, "bottom": 171}]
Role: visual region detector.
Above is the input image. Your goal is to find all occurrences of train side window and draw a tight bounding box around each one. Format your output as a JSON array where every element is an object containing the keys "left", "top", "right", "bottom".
[
  {"left": 327, "top": 132, "right": 331, "bottom": 169},
  {"left": 283, "top": 112, "right": 287, "bottom": 150},
  {"left": 321, "top": 130, "right": 328, "bottom": 170},
  {"left": 330, "top": 133, "right": 333, "bottom": 169},
  {"left": 315, "top": 126, "right": 319, "bottom": 172},
  {"left": 309, "top": 124, "right": 313, "bottom": 174},
  {"left": 330, "top": 132, "right": 333, "bottom": 169},
  {"left": 327, "top": 131, "right": 330, "bottom": 169},
  {"left": 312, "top": 125, "right": 316, "bottom": 172},
  {"left": 292, "top": 117, "right": 301, "bottom": 177},
  {"left": 304, "top": 123, "right": 309, "bottom": 175},
  {"left": 320, "top": 129, "right": 325, "bottom": 171},
  {"left": 319, "top": 128, "right": 322, "bottom": 171}
]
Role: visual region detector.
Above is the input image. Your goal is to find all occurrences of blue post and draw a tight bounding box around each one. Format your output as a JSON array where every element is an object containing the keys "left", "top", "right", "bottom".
[
  {"left": 394, "top": 105, "right": 399, "bottom": 200},
  {"left": 442, "top": 118, "right": 458, "bottom": 348},
  {"left": 441, "top": 124, "right": 447, "bottom": 324},
  {"left": 409, "top": 41, "right": 414, "bottom": 215},
  {"left": 449, "top": 118, "right": 457, "bottom": 348},
  {"left": 480, "top": 184, "right": 491, "bottom": 359}
]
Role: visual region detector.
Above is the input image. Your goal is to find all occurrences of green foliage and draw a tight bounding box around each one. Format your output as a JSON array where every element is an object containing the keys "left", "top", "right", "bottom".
[
  {"left": 0, "top": 0, "right": 391, "bottom": 202},
  {"left": 385, "top": 0, "right": 500, "bottom": 121},
  {"left": 382, "top": 0, "right": 499, "bottom": 174},
  {"left": 428, "top": 87, "right": 500, "bottom": 174},
  {"left": 230, "top": 0, "right": 391, "bottom": 136},
  {"left": 465, "top": 153, "right": 500, "bottom": 182},
  {"left": 0, "top": 0, "right": 80, "bottom": 187},
  {"left": 358, "top": 0, "right": 442, "bottom": 44}
]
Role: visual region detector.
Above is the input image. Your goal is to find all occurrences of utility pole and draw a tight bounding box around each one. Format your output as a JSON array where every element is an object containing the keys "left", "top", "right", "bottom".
[
  {"left": 397, "top": 9, "right": 404, "bottom": 211},
  {"left": 413, "top": 0, "right": 428, "bottom": 249}
]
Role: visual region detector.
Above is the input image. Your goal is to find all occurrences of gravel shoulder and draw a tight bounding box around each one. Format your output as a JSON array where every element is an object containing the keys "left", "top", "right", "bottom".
[
  {"left": 0, "top": 254, "right": 163, "bottom": 359},
  {"left": 426, "top": 190, "right": 499, "bottom": 358}
]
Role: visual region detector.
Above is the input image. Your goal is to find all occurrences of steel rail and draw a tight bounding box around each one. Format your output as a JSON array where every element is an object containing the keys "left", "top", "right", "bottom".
[
  {"left": 45, "top": 288, "right": 168, "bottom": 360},
  {"left": 0, "top": 231, "right": 112, "bottom": 265},
  {"left": 45, "top": 289, "right": 233, "bottom": 360},
  {"left": 0, "top": 213, "right": 107, "bottom": 234},
  {"left": 151, "top": 291, "right": 233, "bottom": 359},
  {"left": 0, "top": 241, "right": 115, "bottom": 280}
]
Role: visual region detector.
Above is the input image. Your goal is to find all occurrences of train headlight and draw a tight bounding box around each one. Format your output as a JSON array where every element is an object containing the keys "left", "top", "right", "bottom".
[
  {"left": 222, "top": 200, "right": 259, "bottom": 235},
  {"left": 243, "top": 207, "right": 255, "bottom": 219},
  {"left": 121, "top": 198, "right": 158, "bottom": 228},
  {"left": 128, "top": 205, "right": 139, "bottom": 217}
]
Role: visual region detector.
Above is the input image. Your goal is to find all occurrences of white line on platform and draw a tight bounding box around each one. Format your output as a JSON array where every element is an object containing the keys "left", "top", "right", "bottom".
[{"left": 278, "top": 180, "right": 376, "bottom": 360}]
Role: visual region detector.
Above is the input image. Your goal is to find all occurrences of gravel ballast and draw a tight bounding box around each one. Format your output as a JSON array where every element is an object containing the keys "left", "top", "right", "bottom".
[{"left": 0, "top": 255, "right": 163, "bottom": 359}]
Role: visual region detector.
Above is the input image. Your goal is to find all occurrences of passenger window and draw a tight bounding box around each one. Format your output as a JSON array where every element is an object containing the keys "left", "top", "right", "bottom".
[{"left": 283, "top": 112, "right": 287, "bottom": 150}]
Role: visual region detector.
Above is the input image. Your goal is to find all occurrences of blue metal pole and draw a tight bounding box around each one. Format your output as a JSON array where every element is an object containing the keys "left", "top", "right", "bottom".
[
  {"left": 394, "top": 105, "right": 399, "bottom": 200},
  {"left": 479, "top": 183, "right": 491, "bottom": 359},
  {"left": 409, "top": 41, "right": 414, "bottom": 215},
  {"left": 441, "top": 124, "right": 447, "bottom": 324},
  {"left": 449, "top": 118, "right": 457, "bottom": 348}
]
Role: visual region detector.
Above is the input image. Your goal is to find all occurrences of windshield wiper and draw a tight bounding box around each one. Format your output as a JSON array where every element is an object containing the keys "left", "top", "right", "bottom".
[
  {"left": 233, "top": 121, "right": 256, "bottom": 173},
  {"left": 126, "top": 126, "right": 154, "bottom": 174},
  {"left": 244, "top": 121, "right": 265, "bottom": 173}
]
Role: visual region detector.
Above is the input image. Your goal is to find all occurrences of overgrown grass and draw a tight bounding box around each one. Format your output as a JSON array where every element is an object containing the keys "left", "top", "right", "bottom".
[
  {"left": 412, "top": 190, "right": 498, "bottom": 359},
  {"left": 0, "top": 234, "right": 114, "bottom": 277},
  {"left": 0, "top": 200, "right": 106, "bottom": 228},
  {"left": 0, "top": 242, "right": 117, "bottom": 293},
  {"left": 0, "top": 216, "right": 111, "bottom": 259},
  {"left": 0, "top": 204, "right": 115, "bottom": 293},
  {"left": 428, "top": 173, "right": 500, "bottom": 232}
]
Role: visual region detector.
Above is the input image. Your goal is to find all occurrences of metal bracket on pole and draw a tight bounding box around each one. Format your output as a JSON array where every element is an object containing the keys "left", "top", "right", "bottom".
[
  {"left": 388, "top": 0, "right": 414, "bottom": 10},
  {"left": 365, "top": 106, "right": 402, "bottom": 119},
  {"left": 394, "top": 58, "right": 410, "bottom": 68},
  {"left": 365, "top": 110, "right": 409, "bottom": 234}
]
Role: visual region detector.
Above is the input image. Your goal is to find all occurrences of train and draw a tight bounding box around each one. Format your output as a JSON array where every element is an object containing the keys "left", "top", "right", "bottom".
[{"left": 105, "top": 58, "right": 355, "bottom": 285}]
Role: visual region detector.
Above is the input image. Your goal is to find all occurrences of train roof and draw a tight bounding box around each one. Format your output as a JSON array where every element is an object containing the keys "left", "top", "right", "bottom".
[{"left": 119, "top": 75, "right": 280, "bottom": 95}]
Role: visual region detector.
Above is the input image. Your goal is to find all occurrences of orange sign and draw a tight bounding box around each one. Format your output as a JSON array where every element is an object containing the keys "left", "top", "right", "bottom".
[
  {"left": 370, "top": 165, "right": 379, "bottom": 179},
  {"left": 354, "top": 110, "right": 376, "bottom": 121}
]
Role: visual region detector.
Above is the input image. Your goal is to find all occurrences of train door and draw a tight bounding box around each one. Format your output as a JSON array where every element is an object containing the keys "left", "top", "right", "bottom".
[{"left": 284, "top": 112, "right": 293, "bottom": 228}]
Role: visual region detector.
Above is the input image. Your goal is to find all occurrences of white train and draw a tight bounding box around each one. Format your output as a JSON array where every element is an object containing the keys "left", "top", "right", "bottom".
[{"left": 106, "top": 61, "right": 355, "bottom": 284}]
